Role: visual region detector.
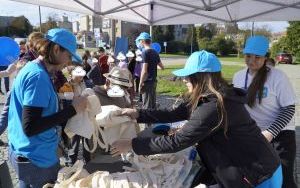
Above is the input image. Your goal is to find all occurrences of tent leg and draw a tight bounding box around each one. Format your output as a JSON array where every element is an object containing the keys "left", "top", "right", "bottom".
[{"left": 150, "top": 25, "right": 153, "bottom": 36}]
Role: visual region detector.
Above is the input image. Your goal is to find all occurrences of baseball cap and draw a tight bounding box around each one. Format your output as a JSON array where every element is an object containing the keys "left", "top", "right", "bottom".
[
  {"left": 46, "top": 28, "right": 82, "bottom": 64},
  {"left": 173, "top": 50, "right": 221, "bottom": 77},
  {"left": 243, "top": 36, "right": 269, "bottom": 56}
]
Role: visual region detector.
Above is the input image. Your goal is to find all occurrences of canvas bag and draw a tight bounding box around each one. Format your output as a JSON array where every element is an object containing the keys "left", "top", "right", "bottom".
[
  {"left": 95, "top": 105, "right": 137, "bottom": 148},
  {"left": 64, "top": 91, "right": 102, "bottom": 139}
]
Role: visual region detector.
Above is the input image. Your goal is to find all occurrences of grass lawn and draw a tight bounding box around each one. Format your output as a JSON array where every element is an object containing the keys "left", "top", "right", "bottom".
[
  {"left": 218, "top": 56, "right": 244, "bottom": 63},
  {"left": 157, "top": 64, "right": 243, "bottom": 96}
]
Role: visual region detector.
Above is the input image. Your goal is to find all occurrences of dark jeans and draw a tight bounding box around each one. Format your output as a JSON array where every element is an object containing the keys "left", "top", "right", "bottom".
[
  {"left": 0, "top": 92, "right": 10, "bottom": 136},
  {"left": 142, "top": 81, "right": 157, "bottom": 110},
  {"left": 0, "top": 161, "right": 13, "bottom": 188},
  {"left": 0, "top": 66, "right": 10, "bottom": 93},
  {"left": 135, "top": 76, "right": 142, "bottom": 101},
  {"left": 9, "top": 149, "right": 60, "bottom": 188},
  {"left": 271, "top": 130, "right": 297, "bottom": 188}
]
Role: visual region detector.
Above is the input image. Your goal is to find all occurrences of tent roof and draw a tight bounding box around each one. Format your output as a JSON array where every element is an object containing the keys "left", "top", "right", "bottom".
[{"left": 9, "top": 0, "right": 300, "bottom": 25}]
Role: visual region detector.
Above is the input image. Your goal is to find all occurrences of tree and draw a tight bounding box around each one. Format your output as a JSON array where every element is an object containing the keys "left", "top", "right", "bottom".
[
  {"left": 185, "top": 25, "right": 198, "bottom": 53},
  {"left": 0, "top": 16, "right": 33, "bottom": 37},
  {"left": 36, "top": 15, "right": 58, "bottom": 33},
  {"left": 225, "top": 23, "right": 238, "bottom": 35},
  {"left": 152, "top": 26, "right": 164, "bottom": 42},
  {"left": 254, "top": 25, "right": 272, "bottom": 39},
  {"left": 286, "top": 21, "right": 300, "bottom": 59},
  {"left": 270, "top": 36, "right": 288, "bottom": 58},
  {"left": 196, "top": 23, "right": 217, "bottom": 40},
  {"left": 163, "top": 25, "right": 175, "bottom": 41}
]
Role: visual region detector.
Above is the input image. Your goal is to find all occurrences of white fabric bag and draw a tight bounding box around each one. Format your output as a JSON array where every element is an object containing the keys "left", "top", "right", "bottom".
[
  {"left": 54, "top": 160, "right": 89, "bottom": 188},
  {"left": 95, "top": 105, "right": 137, "bottom": 146},
  {"left": 64, "top": 92, "right": 101, "bottom": 139}
]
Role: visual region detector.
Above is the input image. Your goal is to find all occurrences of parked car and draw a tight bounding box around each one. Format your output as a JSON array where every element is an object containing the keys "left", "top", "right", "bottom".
[{"left": 276, "top": 52, "right": 293, "bottom": 64}]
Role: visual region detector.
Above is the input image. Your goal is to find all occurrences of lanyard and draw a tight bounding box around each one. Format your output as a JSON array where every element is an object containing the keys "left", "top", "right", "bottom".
[{"left": 244, "top": 68, "right": 249, "bottom": 90}]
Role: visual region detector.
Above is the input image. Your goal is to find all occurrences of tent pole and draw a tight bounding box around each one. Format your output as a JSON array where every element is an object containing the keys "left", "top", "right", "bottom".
[
  {"left": 39, "top": 6, "right": 42, "bottom": 32},
  {"left": 251, "top": 22, "right": 254, "bottom": 36},
  {"left": 190, "top": 25, "right": 193, "bottom": 54},
  {"left": 150, "top": 25, "right": 153, "bottom": 36}
]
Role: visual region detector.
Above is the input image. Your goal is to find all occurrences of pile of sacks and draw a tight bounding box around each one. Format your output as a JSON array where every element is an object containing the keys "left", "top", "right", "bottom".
[{"left": 44, "top": 147, "right": 199, "bottom": 188}]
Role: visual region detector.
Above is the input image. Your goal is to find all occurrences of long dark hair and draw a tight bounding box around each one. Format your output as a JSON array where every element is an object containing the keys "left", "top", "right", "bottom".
[
  {"left": 247, "top": 61, "right": 270, "bottom": 107},
  {"left": 187, "top": 72, "right": 230, "bottom": 135}
]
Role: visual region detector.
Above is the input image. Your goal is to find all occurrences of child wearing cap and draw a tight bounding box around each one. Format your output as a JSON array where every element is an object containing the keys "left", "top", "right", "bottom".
[
  {"left": 233, "top": 36, "right": 297, "bottom": 188},
  {"left": 58, "top": 66, "right": 92, "bottom": 165},
  {"left": 93, "top": 67, "right": 133, "bottom": 108},
  {"left": 111, "top": 50, "right": 282, "bottom": 188},
  {"left": 7, "top": 28, "right": 87, "bottom": 187},
  {"left": 135, "top": 32, "right": 164, "bottom": 110}
]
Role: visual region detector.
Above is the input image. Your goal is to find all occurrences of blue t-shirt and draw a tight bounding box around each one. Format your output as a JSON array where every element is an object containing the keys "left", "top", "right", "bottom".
[
  {"left": 142, "top": 48, "right": 161, "bottom": 82},
  {"left": 8, "top": 60, "right": 59, "bottom": 168}
]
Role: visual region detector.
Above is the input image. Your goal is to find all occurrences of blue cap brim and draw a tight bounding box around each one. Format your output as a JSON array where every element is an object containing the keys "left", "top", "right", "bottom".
[
  {"left": 71, "top": 52, "right": 82, "bottom": 64},
  {"left": 172, "top": 68, "right": 197, "bottom": 77}
]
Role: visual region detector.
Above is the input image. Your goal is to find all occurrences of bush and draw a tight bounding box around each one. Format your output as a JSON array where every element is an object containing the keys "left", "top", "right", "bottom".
[{"left": 198, "top": 37, "right": 218, "bottom": 54}]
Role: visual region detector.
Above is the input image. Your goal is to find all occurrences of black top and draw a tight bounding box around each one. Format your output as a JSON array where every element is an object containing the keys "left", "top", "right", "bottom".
[
  {"left": 142, "top": 49, "right": 161, "bottom": 82},
  {"left": 132, "top": 87, "right": 280, "bottom": 187},
  {"left": 22, "top": 105, "right": 76, "bottom": 137}
]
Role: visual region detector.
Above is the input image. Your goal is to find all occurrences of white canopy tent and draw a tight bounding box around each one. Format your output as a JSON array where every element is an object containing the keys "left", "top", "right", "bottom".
[{"left": 8, "top": 0, "right": 300, "bottom": 25}]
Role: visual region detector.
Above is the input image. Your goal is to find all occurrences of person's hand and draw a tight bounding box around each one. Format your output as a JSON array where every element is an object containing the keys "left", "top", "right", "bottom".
[
  {"left": 262, "top": 130, "right": 273, "bottom": 142},
  {"left": 7, "top": 63, "right": 17, "bottom": 74},
  {"left": 111, "top": 139, "right": 132, "bottom": 157},
  {"left": 139, "top": 83, "right": 145, "bottom": 94},
  {"left": 121, "top": 108, "right": 139, "bottom": 119},
  {"left": 72, "top": 96, "right": 88, "bottom": 113}
]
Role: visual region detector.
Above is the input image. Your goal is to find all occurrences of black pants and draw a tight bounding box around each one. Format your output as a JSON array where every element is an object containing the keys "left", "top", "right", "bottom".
[
  {"left": 135, "top": 76, "right": 142, "bottom": 101},
  {"left": 0, "top": 66, "right": 9, "bottom": 93},
  {"left": 142, "top": 81, "right": 157, "bottom": 110},
  {"left": 272, "top": 130, "right": 297, "bottom": 188}
]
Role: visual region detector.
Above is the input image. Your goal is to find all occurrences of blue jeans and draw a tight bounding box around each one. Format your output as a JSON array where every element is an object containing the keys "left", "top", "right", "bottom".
[
  {"left": 256, "top": 165, "right": 283, "bottom": 188},
  {"left": 9, "top": 149, "right": 60, "bottom": 188}
]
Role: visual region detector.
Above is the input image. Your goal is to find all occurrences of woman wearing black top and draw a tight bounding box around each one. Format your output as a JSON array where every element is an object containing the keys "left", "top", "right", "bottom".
[{"left": 111, "top": 50, "right": 282, "bottom": 188}]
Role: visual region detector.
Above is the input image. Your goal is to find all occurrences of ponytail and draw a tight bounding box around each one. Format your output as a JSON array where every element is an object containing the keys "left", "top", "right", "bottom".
[{"left": 247, "top": 62, "right": 270, "bottom": 107}]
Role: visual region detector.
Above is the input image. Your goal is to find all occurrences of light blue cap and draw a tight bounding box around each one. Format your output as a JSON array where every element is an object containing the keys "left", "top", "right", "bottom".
[
  {"left": 46, "top": 28, "right": 82, "bottom": 64},
  {"left": 136, "top": 32, "right": 151, "bottom": 42},
  {"left": 243, "top": 36, "right": 269, "bottom": 56},
  {"left": 173, "top": 50, "right": 221, "bottom": 77}
]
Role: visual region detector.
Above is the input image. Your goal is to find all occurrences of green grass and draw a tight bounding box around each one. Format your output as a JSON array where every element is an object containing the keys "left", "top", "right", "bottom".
[
  {"left": 157, "top": 64, "right": 243, "bottom": 96},
  {"left": 158, "top": 53, "right": 188, "bottom": 58},
  {"left": 218, "top": 56, "right": 244, "bottom": 63}
]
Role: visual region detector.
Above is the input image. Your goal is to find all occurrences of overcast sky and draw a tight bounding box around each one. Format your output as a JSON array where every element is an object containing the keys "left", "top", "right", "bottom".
[{"left": 0, "top": 0, "right": 290, "bottom": 33}]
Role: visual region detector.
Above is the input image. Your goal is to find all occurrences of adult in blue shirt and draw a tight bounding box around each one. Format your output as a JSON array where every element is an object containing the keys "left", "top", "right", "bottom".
[{"left": 8, "top": 28, "right": 87, "bottom": 188}]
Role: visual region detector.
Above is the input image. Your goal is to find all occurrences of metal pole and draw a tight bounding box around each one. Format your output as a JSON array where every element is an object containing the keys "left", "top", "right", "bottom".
[
  {"left": 150, "top": 25, "right": 153, "bottom": 36},
  {"left": 190, "top": 25, "right": 193, "bottom": 54},
  {"left": 39, "top": 6, "right": 42, "bottom": 32},
  {"left": 251, "top": 22, "right": 254, "bottom": 36}
]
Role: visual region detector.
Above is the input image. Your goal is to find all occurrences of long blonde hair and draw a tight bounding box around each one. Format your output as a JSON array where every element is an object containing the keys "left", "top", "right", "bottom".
[{"left": 187, "top": 72, "right": 229, "bottom": 135}]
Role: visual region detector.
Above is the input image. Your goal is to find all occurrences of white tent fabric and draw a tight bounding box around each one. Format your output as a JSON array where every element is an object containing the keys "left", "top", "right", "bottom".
[{"left": 9, "top": 0, "right": 300, "bottom": 25}]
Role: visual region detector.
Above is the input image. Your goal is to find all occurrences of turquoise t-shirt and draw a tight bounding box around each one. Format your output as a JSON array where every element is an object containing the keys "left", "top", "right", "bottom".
[{"left": 8, "top": 60, "right": 59, "bottom": 168}]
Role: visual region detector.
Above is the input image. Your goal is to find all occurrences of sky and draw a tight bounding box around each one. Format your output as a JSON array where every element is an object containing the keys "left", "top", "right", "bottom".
[{"left": 0, "top": 0, "right": 290, "bottom": 33}]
